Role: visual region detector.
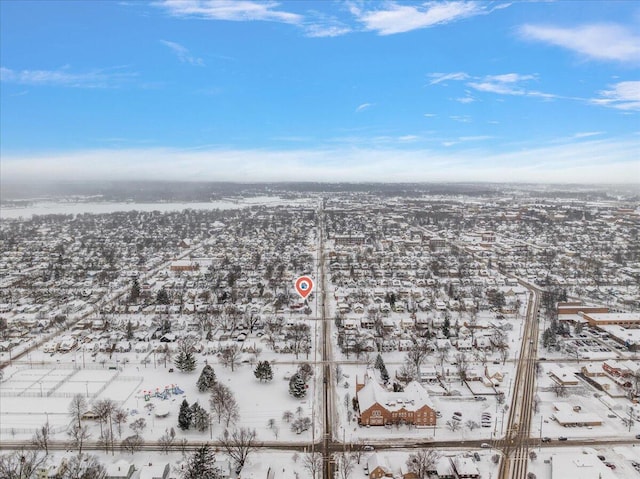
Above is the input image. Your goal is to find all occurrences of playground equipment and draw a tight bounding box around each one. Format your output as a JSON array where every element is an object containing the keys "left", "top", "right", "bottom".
[{"left": 141, "top": 384, "right": 183, "bottom": 401}]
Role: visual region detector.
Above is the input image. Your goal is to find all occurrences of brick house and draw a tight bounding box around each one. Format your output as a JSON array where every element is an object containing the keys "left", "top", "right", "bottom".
[{"left": 356, "top": 371, "right": 436, "bottom": 427}]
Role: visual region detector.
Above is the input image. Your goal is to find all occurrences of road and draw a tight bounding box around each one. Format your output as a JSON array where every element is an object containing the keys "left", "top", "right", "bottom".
[{"left": 497, "top": 282, "right": 542, "bottom": 479}]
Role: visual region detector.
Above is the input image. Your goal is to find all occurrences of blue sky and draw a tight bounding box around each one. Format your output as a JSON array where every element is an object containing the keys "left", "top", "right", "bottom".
[{"left": 1, "top": 0, "right": 639, "bottom": 183}]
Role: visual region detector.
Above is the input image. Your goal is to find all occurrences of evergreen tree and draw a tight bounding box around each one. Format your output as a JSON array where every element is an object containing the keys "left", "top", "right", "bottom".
[
  {"left": 174, "top": 339, "right": 197, "bottom": 373},
  {"left": 374, "top": 353, "right": 385, "bottom": 370},
  {"left": 442, "top": 315, "right": 450, "bottom": 338},
  {"left": 289, "top": 372, "right": 306, "bottom": 399},
  {"left": 178, "top": 399, "right": 192, "bottom": 431},
  {"left": 197, "top": 364, "right": 217, "bottom": 392},
  {"left": 254, "top": 361, "right": 273, "bottom": 382},
  {"left": 125, "top": 320, "right": 134, "bottom": 340},
  {"left": 379, "top": 362, "right": 389, "bottom": 383},
  {"left": 156, "top": 287, "right": 170, "bottom": 305},
  {"left": 374, "top": 354, "right": 390, "bottom": 382},
  {"left": 129, "top": 278, "right": 140, "bottom": 303},
  {"left": 190, "top": 402, "right": 211, "bottom": 432},
  {"left": 183, "top": 445, "right": 221, "bottom": 479}
]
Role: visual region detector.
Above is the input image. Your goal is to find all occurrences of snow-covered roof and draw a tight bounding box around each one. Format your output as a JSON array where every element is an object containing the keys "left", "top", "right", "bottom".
[
  {"left": 367, "top": 454, "right": 391, "bottom": 474},
  {"left": 452, "top": 455, "right": 479, "bottom": 476},
  {"left": 358, "top": 379, "right": 434, "bottom": 413},
  {"left": 550, "top": 453, "right": 616, "bottom": 479}
]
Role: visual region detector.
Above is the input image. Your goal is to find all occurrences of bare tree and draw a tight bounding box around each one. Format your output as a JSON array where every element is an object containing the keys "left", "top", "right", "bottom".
[
  {"left": 352, "top": 439, "right": 365, "bottom": 464},
  {"left": 465, "top": 420, "right": 480, "bottom": 431},
  {"left": 288, "top": 322, "right": 311, "bottom": 359},
  {"left": 282, "top": 410, "right": 294, "bottom": 423},
  {"left": 219, "top": 427, "right": 258, "bottom": 474},
  {"left": 406, "top": 450, "right": 441, "bottom": 479},
  {"left": 220, "top": 344, "right": 242, "bottom": 372},
  {"left": 436, "top": 343, "right": 451, "bottom": 375},
  {"left": 93, "top": 398, "right": 117, "bottom": 448},
  {"left": 0, "top": 449, "right": 47, "bottom": 479},
  {"left": 552, "top": 382, "right": 568, "bottom": 398},
  {"left": 406, "top": 338, "right": 430, "bottom": 375},
  {"left": 67, "top": 423, "right": 91, "bottom": 456},
  {"left": 68, "top": 394, "right": 87, "bottom": 430},
  {"left": 446, "top": 419, "right": 461, "bottom": 432},
  {"left": 335, "top": 451, "right": 355, "bottom": 479},
  {"left": 32, "top": 420, "right": 53, "bottom": 455},
  {"left": 129, "top": 417, "right": 146, "bottom": 436},
  {"left": 121, "top": 434, "right": 143, "bottom": 454},
  {"left": 158, "top": 428, "right": 175, "bottom": 454},
  {"left": 60, "top": 453, "right": 106, "bottom": 479},
  {"left": 210, "top": 382, "right": 239, "bottom": 426},
  {"left": 302, "top": 451, "right": 323, "bottom": 479},
  {"left": 455, "top": 353, "right": 469, "bottom": 383},
  {"left": 113, "top": 408, "right": 128, "bottom": 438}
]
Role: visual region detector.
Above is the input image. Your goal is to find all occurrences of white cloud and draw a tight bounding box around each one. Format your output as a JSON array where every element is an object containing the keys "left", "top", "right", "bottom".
[
  {"left": 2, "top": 138, "right": 637, "bottom": 184},
  {"left": 571, "top": 132, "right": 603, "bottom": 139},
  {"left": 519, "top": 23, "right": 640, "bottom": 64},
  {"left": 154, "top": 0, "right": 302, "bottom": 24},
  {"left": 428, "top": 72, "right": 469, "bottom": 85},
  {"left": 456, "top": 96, "right": 475, "bottom": 103},
  {"left": 485, "top": 73, "right": 536, "bottom": 83},
  {"left": 160, "top": 40, "right": 204, "bottom": 66},
  {"left": 459, "top": 135, "right": 493, "bottom": 141},
  {"left": 305, "top": 23, "right": 351, "bottom": 37},
  {"left": 449, "top": 115, "right": 472, "bottom": 123},
  {"left": 355, "top": 103, "right": 373, "bottom": 112},
  {"left": 0, "top": 66, "right": 136, "bottom": 88},
  {"left": 354, "top": 1, "right": 493, "bottom": 35},
  {"left": 591, "top": 81, "right": 640, "bottom": 111}
]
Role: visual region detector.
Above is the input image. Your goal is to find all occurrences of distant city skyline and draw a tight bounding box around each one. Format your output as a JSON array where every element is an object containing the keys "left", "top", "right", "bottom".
[{"left": 1, "top": 0, "right": 639, "bottom": 183}]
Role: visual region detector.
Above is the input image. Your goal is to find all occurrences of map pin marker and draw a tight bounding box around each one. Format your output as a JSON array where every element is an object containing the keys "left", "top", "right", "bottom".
[{"left": 295, "top": 276, "right": 314, "bottom": 300}]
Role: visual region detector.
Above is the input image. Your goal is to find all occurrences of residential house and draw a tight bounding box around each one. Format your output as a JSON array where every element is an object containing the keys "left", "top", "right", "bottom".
[
  {"left": 105, "top": 460, "right": 135, "bottom": 479},
  {"left": 367, "top": 454, "right": 392, "bottom": 479},
  {"left": 137, "top": 463, "right": 169, "bottom": 479},
  {"left": 452, "top": 456, "right": 480, "bottom": 479}
]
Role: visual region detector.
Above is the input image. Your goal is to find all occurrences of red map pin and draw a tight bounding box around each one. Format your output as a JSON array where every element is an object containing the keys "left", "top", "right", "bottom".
[{"left": 295, "top": 276, "right": 314, "bottom": 300}]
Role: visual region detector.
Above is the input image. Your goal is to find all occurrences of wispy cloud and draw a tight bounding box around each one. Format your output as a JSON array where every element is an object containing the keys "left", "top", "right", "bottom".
[
  {"left": 591, "top": 81, "right": 640, "bottom": 111},
  {"left": 3, "top": 137, "right": 637, "bottom": 184},
  {"left": 519, "top": 23, "right": 640, "bottom": 64},
  {"left": 305, "top": 22, "right": 351, "bottom": 38},
  {"left": 428, "top": 72, "right": 469, "bottom": 85},
  {"left": 571, "top": 131, "right": 603, "bottom": 139},
  {"left": 0, "top": 66, "right": 136, "bottom": 88},
  {"left": 355, "top": 102, "right": 373, "bottom": 112},
  {"left": 160, "top": 40, "right": 204, "bottom": 66},
  {"left": 154, "top": 0, "right": 302, "bottom": 24},
  {"left": 429, "top": 70, "right": 557, "bottom": 99},
  {"left": 468, "top": 73, "right": 541, "bottom": 96},
  {"left": 450, "top": 115, "right": 472, "bottom": 123},
  {"left": 353, "top": 1, "right": 505, "bottom": 36}
]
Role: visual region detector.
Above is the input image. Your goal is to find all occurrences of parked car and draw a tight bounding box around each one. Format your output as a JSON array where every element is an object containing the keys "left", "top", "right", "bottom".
[
  {"left": 558, "top": 436, "right": 568, "bottom": 441},
  {"left": 363, "top": 445, "right": 374, "bottom": 451},
  {"left": 541, "top": 437, "right": 551, "bottom": 443},
  {"left": 480, "top": 443, "right": 491, "bottom": 448}
]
